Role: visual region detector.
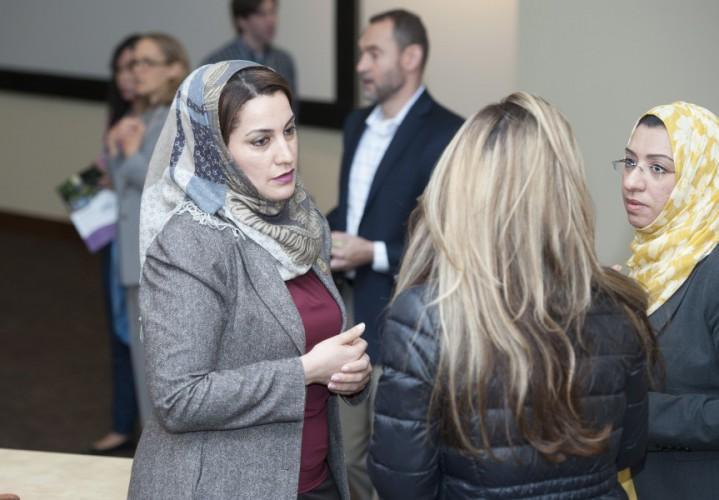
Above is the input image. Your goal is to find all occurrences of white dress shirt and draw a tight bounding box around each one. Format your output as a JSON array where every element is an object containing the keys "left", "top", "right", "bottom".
[{"left": 345, "top": 85, "right": 426, "bottom": 274}]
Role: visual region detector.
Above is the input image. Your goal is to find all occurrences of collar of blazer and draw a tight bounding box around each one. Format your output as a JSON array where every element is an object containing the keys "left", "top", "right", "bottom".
[
  {"left": 649, "top": 245, "right": 719, "bottom": 334},
  {"left": 358, "top": 89, "right": 434, "bottom": 214},
  {"left": 237, "top": 233, "right": 346, "bottom": 354},
  {"left": 650, "top": 277, "right": 691, "bottom": 335}
]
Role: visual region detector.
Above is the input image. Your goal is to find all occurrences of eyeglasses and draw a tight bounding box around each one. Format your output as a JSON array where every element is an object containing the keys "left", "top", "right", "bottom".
[
  {"left": 611, "top": 158, "right": 675, "bottom": 181},
  {"left": 115, "top": 62, "right": 134, "bottom": 74},
  {"left": 129, "top": 58, "right": 169, "bottom": 70}
]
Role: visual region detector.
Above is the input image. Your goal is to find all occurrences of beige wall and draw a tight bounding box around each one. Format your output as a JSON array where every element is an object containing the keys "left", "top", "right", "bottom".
[
  {"left": 297, "top": 127, "right": 342, "bottom": 213},
  {"left": 5, "top": 0, "right": 718, "bottom": 267},
  {"left": 0, "top": 1, "right": 516, "bottom": 222},
  {"left": 517, "top": 0, "right": 719, "bottom": 265},
  {"left": 0, "top": 88, "right": 342, "bottom": 219},
  {"left": 361, "top": 0, "right": 518, "bottom": 117},
  {"left": 0, "top": 91, "right": 106, "bottom": 221}
]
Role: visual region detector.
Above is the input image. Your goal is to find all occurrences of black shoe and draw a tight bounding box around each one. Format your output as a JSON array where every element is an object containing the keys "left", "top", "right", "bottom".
[{"left": 86, "top": 438, "right": 135, "bottom": 455}]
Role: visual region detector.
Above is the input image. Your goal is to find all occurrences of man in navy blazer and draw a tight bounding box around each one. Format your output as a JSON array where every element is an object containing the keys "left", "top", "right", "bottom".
[{"left": 326, "top": 8, "right": 462, "bottom": 499}]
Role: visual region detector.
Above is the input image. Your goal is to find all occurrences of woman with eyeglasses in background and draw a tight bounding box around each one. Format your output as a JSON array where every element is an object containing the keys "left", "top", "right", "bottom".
[
  {"left": 106, "top": 32, "right": 190, "bottom": 427},
  {"left": 615, "top": 102, "right": 719, "bottom": 499},
  {"left": 88, "top": 33, "right": 144, "bottom": 455},
  {"left": 367, "top": 92, "right": 657, "bottom": 499}
]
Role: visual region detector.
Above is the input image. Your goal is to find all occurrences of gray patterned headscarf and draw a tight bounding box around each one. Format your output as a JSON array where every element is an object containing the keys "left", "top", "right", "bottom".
[{"left": 139, "top": 61, "right": 323, "bottom": 280}]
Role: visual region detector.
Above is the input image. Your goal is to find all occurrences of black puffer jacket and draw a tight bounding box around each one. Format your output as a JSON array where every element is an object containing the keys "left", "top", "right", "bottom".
[{"left": 368, "top": 285, "right": 649, "bottom": 499}]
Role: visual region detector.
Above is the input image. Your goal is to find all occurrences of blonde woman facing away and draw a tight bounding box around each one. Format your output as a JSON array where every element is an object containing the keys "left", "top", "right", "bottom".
[
  {"left": 616, "top": 102, "right": 719, "bottom": 499},
  {"left": 367, "top": 93, "right": 658, "bottom": 499}
]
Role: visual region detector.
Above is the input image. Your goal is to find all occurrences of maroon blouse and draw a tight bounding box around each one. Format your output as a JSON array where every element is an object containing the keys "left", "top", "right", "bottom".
[{"left": 286, "top": 270, "right": 342, "bottom": 494}]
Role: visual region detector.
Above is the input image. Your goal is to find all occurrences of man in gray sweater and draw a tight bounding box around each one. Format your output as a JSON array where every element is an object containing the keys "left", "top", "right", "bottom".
[{"left": 202, "top": 0, "right": 296, "bottom": 101}]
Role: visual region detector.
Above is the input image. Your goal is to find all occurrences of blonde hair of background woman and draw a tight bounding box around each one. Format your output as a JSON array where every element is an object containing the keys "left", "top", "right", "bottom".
[{"left": 396, "top": 92, "right": 657, "bottom": 461}]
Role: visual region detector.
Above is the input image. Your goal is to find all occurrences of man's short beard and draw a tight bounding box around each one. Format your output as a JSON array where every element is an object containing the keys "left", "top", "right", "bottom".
[{"left": 369, "top": 73, "right": 405, "bottom": 105}]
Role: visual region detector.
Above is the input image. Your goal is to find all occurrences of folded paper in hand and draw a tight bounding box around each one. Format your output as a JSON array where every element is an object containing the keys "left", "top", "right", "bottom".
[{"left": 57, "top": 165, "right": 118, "bottom": 252}]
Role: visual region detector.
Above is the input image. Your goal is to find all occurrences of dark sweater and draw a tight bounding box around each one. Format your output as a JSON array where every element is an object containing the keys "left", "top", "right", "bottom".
[{"left": 287, "top": 271, "right": 342, "bottom": 494}]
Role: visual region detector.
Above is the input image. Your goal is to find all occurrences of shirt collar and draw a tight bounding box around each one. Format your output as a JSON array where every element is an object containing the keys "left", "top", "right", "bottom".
[{"left": 365, "top": 84, "right": 426, "bottom": 136}]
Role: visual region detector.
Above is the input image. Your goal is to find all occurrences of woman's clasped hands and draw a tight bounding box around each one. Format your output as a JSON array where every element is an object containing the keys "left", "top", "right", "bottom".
[
  {"left": 105, "top": 116, "right": 146, "bottom": 158},
  {"left": 301, "top": 323, "right": 372, "bottom": 396}
]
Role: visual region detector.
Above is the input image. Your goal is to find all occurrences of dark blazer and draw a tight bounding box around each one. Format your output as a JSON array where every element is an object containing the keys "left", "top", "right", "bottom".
[
  {"left": 369, "top": 285, "right": 650, "bottom": 499},
  {"left": 327, "top": 90, "right": 463, "bottom": 361},
  {"left": 128, "top": 209, "right": 362, "bottom": 499},
  {"left": 633, "top": 245, "right": 719, "bottom": 499}
]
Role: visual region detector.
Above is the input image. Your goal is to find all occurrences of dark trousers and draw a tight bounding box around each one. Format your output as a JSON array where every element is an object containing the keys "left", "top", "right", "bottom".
[
  {"left": 108, "top": 331, "right": 138, "bottom": 434},
  {"left": 298, "top": 474, "right": 341, "bottom": 500},
  {"left": 100, "top": 244, "right": 138, "bottom": 435}
]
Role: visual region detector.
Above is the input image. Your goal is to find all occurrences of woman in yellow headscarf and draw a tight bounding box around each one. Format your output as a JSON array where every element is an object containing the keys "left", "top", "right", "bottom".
[{"left": 616, "top": 102, "right": 719, "bottom": 499}]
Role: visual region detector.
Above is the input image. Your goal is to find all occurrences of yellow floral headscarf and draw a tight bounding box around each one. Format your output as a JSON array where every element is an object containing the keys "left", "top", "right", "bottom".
[{"left": 626, "top": 102, "right": 719, "bottom": 314}]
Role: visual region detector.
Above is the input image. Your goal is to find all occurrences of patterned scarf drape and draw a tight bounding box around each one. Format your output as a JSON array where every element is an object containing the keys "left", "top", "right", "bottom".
[
  {"left": 139, "top": 61, "right": 323, "bottom": 280},
  {"left": 626, "top": 102, "right": 719, "bottom": 314}
]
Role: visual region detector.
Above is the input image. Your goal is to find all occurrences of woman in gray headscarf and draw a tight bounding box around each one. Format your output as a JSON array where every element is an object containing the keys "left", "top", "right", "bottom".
[{"left": 128, "top": 61, "right": 371, "bottom": 500}]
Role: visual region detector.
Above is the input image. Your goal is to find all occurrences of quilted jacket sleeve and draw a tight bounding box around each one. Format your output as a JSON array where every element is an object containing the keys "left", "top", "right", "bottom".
[
  {"left": 615, "top": 328, "right": 650, "bottom": 470},
  {"left": 368, "top": 287, "right": 442, "bottom": 500}
]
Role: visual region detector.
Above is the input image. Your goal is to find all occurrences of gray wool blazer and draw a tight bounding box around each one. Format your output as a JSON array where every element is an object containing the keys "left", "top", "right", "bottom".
[
  {"left": 127, "top": 210, "right": 360, "bottom": 499},
  {"left": 108, "top": 106, "right": 169, "bottom": 287},
  {"left": 633, "top": 245, "right": 719, "bottom": 499}
]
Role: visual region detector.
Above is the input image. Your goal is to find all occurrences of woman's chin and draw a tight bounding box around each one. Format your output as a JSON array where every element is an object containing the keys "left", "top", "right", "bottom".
[
  {"left": 627, "top": 213, "right": 651, "bottom": 229},
  {"left": 262, "top": 183, "right": 296, "bottom": 203}
]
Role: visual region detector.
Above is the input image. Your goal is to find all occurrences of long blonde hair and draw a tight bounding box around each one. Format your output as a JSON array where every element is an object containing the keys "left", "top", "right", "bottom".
[{"left": 397, "top": 92, "right": 656, "bottom": 461}]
